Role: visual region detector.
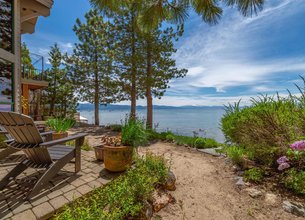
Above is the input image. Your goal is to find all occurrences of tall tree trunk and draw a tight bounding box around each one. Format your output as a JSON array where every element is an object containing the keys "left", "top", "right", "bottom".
[
  {"left": 146, "top": 38, "right": 153, "bottom": 129},
  {"left": 130, "top": 9, "right": 137, "bottom": 119},
  {"left": 50, "top": 73, "right": 57, "bottom": 116},
  {"left": 94, "top": 70, "right": 100, "bottom": 126}
]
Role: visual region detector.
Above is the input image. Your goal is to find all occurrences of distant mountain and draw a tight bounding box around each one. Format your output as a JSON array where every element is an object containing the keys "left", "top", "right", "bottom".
[{"left": 77, "top": 103, "right": 223, "bottom": 111}]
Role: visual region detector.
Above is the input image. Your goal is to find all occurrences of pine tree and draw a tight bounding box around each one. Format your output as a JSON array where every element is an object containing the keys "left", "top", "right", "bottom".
[
  {"left": 141, "top": 26, "right": 187, "bottom": 128},
  {"left": 21, "top": 43, "right": 35, "bottom": 76},
  {"left": 69, "top": 9, "right": 122, "bottom": 126}
]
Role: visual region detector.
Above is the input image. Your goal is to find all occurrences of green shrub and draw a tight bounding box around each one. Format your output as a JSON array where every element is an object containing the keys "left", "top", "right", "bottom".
[
  {"left": 46, "top": 118, "right": 75, "bottom": 133},
  {"left": 225, "top": 146, "right": 246, "bottom": 167},
  {"left": 194, "top": 138, "right": 206, "bottom": 148},
  {"left": 221, "top": 80, "right": 305, "bottom": 167},
  {"left": 55, "top": 154, "right": 169, "bottom": 220},
  {"left": 66, "top": 139, "right": 92, "bottom": 151},
  {"left": 203, "top": 138, "right": 219, "bottom": 148},
  {"left": 244, "top": 168, "right": 264, "bottom": 183},
  {"left": 165, "top": 133, "right": 175, "bottom": 142},
  {"left": 121, "top": 119, "right": 148, "bottom": 147},
  {"left": 0, "top": 134, "right": 6, "bottom": 148},
  {"left": 284, "top": 169, "right": 305, "bottom": 195}
]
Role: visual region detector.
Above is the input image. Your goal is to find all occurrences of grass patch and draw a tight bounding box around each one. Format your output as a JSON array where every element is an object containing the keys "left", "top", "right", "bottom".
[
  {"left": 244, "top": 168, "right": 264, "bottom": 183},
  {"left": 55, "top": 153, "right": 169, "bottom": 220},
  {"left": 283, "top": 169, "right": 305, "bottom": 195}
]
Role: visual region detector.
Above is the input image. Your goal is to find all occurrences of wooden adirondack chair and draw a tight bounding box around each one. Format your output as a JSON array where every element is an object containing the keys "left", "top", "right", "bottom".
[{"left": 0, "top": 112, "right": 86, "bottom": 199}]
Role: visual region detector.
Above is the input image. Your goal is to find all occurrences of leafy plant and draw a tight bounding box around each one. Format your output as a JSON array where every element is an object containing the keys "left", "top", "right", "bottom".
[
  {"left": 121, "top": 119, "right": 148, "bottom": 147},
  {"left": 284, "top": 169, "right": 305, "bottom": 195},
  {"left": 55, "top": 154, "right": 169, "bottom": 220},
  {"left": 46, "top": 118, "right": 75, "bottom": 133},
  {"left": 244, "top": 168, "right": 264, "bottom": 183},
  {"left": 108, "top": 124, "right": 122, "bottom": 132},
  {"left": 225, "top": 146, "right": 246, "bottom": 167}
]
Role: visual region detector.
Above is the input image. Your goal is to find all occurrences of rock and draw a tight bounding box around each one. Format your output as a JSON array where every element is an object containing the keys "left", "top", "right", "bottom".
[
  {"left": 245, "top": 188, "right": 263, "bottom": 198},
  {"left": 143, "top": 200, "right": 153, "bottom": 220},
  {"left": 197, "top": 147, "right": 223, "bottom": 157},
  {"left": 164, "top": 171, "right": 176, "bottom": 191},
  {"left": 264, "top": 193, "right": 278, "bottom": 207},
  {"left": 283, "top": 200, "right": 305, "bottom": 217},
  {"left": 152, "top": 190, "right": 175, "bottom": 212},
  {"left": 235, "top": 177, "right": 245, "bottom": 188}
]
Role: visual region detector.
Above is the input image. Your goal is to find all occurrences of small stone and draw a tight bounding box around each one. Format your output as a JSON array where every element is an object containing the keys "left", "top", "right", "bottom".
[
  {"left": 164, "top": 171, "right": 176, "bottom": 191},
  {"left": 235, "top": 177, "right": 245, "bottom": 188},
  {"left": 245, "top": 188, "right": 263, "bottom": 198},
  {"left": 143, "top": 200, "right": 153, "bottom": 220},
  {"left": 264, "top": 193, "right": 278, "bottom": 206},
  {"left": 283, "top": 200, "right": 305, "bottom": 217}
]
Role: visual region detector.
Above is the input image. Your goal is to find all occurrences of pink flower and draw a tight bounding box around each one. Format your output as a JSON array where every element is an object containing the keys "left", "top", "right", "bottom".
[
  {"left": 277, "top": 156, "right": 289, "bottom": 165},
  {"left": 278, "top": 162, "right": 290, "bottom": 171},
  {"left": 290, "top": 140, "right": 305, "bottom": 151}
]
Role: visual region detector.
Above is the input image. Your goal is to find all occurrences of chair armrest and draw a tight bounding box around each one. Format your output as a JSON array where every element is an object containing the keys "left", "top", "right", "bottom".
[
  {"left": 40, "top": 131, "right": 54, "bottom": 136},
  {"left": 0, "top": 131, "right": 8, "bottom": 135},
  {"left": 40, "top": 133, "right": 87, "bottom": 148}
]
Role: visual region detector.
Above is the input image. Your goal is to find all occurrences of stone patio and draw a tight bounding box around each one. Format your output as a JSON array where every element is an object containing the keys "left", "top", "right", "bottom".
[{"left": 0, "top": 149, "right": 119, "bottom": 220}]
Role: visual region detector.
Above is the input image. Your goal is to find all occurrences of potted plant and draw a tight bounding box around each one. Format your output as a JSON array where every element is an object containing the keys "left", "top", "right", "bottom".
[
  {"left": 103, "top": 119, "right": 148, "bottom": 172},
  {"left": 46, "top": 118, "right": 75, "bottom": 140}
]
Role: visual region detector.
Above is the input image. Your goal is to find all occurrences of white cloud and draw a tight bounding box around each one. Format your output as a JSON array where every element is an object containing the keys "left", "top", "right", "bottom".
[{"left": 169, "top": 0, "right": 305, "bottom": 102}]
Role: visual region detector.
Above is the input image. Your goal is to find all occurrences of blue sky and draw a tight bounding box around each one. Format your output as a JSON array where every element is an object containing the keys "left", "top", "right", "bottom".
[{"left": 23, "top": 0, "right": 305, "bottom": 106}]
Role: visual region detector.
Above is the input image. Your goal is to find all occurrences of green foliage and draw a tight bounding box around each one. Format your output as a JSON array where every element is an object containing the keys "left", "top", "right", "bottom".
[
  {"left": 221, "top": 80, "right": 305, "bottom": 166},
  {"left": 46, "top": 118, "right": 75, "bottom": 133},
  {"left": 66, "top": 139, "right": 92, "bottom": 151},
  {"left": 42, "top": 43, "right": 78, "bottom": 117},
  {"left": 165, "top": 133, "right": 175, "bottom": 142},
  {"left": 121, "top": 119, "right": 148, "bottom": 147},
  {"left": 225, "top": 146, "right": 246, "bottom": 167},
  {"left": 284, "top": 169, "right": 305, "bottom": 195},
  {"left": 244, "top": 168, "right": 264, "bottom": 183},
  {"left": 0, "top": 134, "right": 6, "bottom": 148},
  {"left": 55, "top": 154, "right": 169, "bottom": 220}
]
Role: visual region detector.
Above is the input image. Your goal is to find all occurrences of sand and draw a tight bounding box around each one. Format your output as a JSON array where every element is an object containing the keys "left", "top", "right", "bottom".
[{"left": 139, "top": 142, "right": 301, "bottom": 220}]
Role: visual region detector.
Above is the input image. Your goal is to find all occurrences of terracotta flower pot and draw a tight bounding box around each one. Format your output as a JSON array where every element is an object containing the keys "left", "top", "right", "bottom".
[
  {"left": 94, "top": 145, "right": 104, "bottom": 161},
  {"left": 103, "top": 145, "right": 133, "bottom": 172},
  {"left": 52, "top": 132, "right": 68, "bottom": 140}
]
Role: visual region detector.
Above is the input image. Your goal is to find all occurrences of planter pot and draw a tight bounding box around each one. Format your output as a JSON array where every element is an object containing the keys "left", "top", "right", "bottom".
[
  {"left": 103, "top": 145, "right": 133, "bottom": 172},
  {"left": 52, "top": 132, "right": 68, "bottom": 140},
  {"left": 94, "top": 145, "right": 104, "bottom": 161}
]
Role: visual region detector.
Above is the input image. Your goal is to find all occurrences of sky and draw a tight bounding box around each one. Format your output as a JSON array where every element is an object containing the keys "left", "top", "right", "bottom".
[{"left": 23, "top": 0, "right": 305, "bottom": 107}]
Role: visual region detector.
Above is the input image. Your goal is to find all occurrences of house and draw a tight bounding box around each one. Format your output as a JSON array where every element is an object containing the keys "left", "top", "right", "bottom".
[{"left": 0, "top": 0, "right": 53, "bottom": 118}]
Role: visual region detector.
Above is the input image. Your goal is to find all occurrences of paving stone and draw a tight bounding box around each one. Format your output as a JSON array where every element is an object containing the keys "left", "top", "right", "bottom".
[
  {"left": 64, "top": 190, "right": 82, "bottom": 202},
  {"left": 97, "top": 177, "right": 111, "bottom": 185},
  {"left": 12, "top": 202, "right": 32, "bottom": 215},
  {"left": 11, "top": 209, "right": 36, "bottom": 220},
  {"left": 60, "top": 184, "right": 76, "bottom": 193},
  {"left": 50, "top": 196, "right": 69, "bottom": 210},
  {"left": 47, "top": 189, "right": 64, "bottom": 199},
  {"left": 71, "top": 178, "right": 86, "bottom": 187},
  {"left": 88, "top": 180, "right": 103, "bottom": 189},
  {"left": 81, "top": 175, "right": 95, "bottom": 183},
  {"left": 1, "top": 210, "right": 13, "bottom": 219},
  {"left": 77, "top": 184, "right": 92, "bottom": 195},
  {"left": 32, "top": 202, "right": 55, "bottom": 219},
  {"left": 31, "top": 195, "right": 49, "bottom": 207}
]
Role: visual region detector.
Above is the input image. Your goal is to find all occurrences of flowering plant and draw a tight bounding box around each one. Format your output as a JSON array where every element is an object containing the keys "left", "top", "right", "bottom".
[{"left": 276, "top": 140, "right": 305, "bottom": 171}]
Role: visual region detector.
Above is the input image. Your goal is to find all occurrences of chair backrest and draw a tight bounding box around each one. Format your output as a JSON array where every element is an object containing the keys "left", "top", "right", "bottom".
[{"left": 0, "top": 112, "right": 52, "bottom": 164}]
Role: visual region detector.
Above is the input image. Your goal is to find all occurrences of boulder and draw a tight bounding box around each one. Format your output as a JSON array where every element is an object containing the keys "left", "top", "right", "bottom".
[
  {"left": 283, "top": 200, "right": 305, "bottom": 217},
  {"left": 164, "top": 171, "right": 176, "bottom": 191}
]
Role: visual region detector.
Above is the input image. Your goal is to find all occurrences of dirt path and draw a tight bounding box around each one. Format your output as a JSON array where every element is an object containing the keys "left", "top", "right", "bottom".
[{"left": 139, "top": 142, "right": 301, "bottom": 220}]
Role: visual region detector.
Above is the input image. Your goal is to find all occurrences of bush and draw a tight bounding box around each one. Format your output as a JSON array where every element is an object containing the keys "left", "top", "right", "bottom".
[
  {"left": 165, "top": 133, "right": 175, "bottom": 142},
  {"left": 225, "top": 146, "right": 246, "bottom": 167},
  {"left": 194, "top": 138, "right": 206, "bottom": 148},
  {"left": 121, "top": 119, "right": 148, "bottom": 147},
  {"left": 244, "top": 168, "right": 264, "bottom": 183},
  {"left": 203, "top": 138, "right": 219, "bottom": 148},
  {"left": 221, "top": 80, "right": 305, "bottom": 166},
  {"left": 46, "top": 118, "right": 75, "bottom": 133},
  {"left": 55, "top": 154, "right": 169, "bottom": 220},
  {"left": 284, "top": 169, "right": 305, "bottom": 195}
]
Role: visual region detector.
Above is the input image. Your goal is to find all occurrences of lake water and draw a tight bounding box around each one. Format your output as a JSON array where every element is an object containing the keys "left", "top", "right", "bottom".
[{"left": 79, "top": 107, "right": 225, "bottom": 143}]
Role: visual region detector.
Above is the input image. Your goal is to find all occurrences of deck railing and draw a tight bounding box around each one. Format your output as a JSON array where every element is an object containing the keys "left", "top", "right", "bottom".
[{"left": 21, "top": 53, "right": 45, "bottom": 81}]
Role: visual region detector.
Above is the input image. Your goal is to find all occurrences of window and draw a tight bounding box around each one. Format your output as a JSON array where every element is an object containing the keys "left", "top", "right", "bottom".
[
  {"left": 0, "top": 58, "right": 13, "bottom": 111},
  {"left": 0, "top": 0, "right": 13, "bottom": 53}
]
